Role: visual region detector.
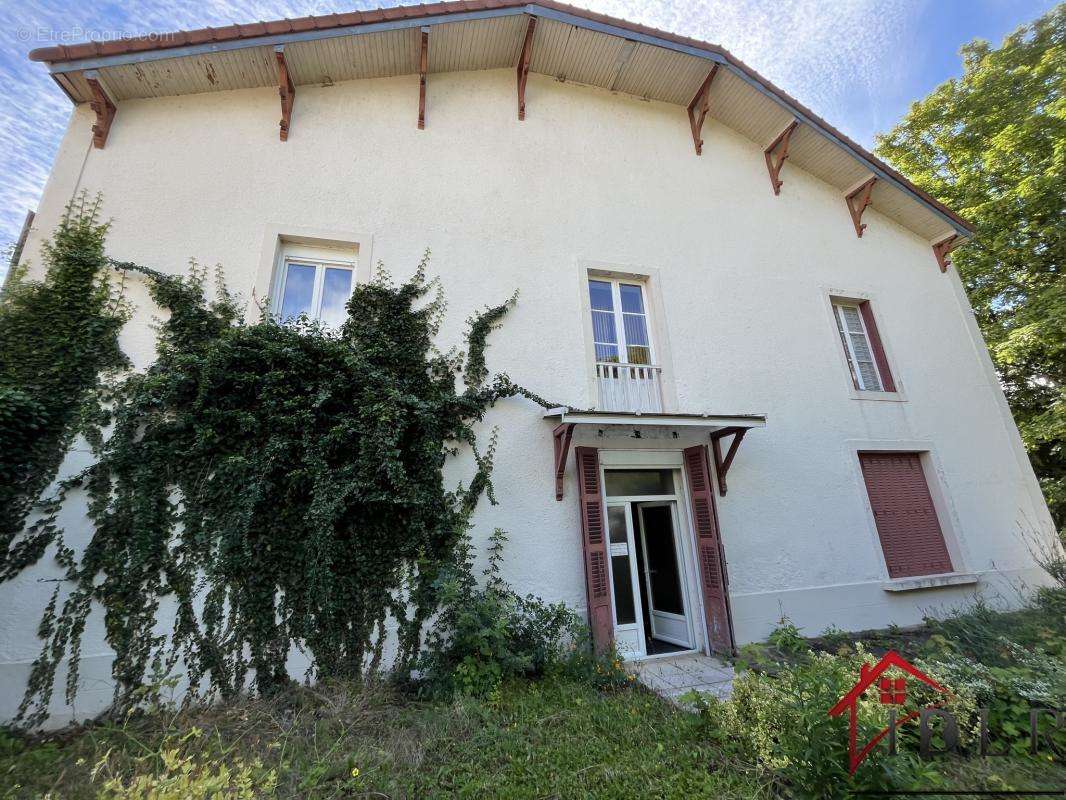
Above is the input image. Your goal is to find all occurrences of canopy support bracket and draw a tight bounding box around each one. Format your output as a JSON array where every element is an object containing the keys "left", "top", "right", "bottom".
[
  {"left": 686, "top": 65, "right": 718, "bottom": 155},
  {"left": 84, "top": 70, "right": 116, "bottom": 149},
  {"left": 764, "top": 119, "right": 798, "bottom": 195},
  {"left": 553, "top": 423, "right": 576, "bottom": 500},
  {"left": 932, "top": 234, "right": 962, "bottom": 273},
  {"left": 710, "top": 426, "right": 747, "bottom": 496},
  {"left": 517, "top": 16, "right": 537, "bottom": 120},
  {"left": 845, "top": 177, "right": 877, "bottom": 238},
  {"left": 275, "top": 46, "right": 294, "bottom": 141}
]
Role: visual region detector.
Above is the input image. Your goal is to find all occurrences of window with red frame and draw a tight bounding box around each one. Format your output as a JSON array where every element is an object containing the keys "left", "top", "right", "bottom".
[{"left": 832, "top": 299, "right": 896, "bottom": 393}]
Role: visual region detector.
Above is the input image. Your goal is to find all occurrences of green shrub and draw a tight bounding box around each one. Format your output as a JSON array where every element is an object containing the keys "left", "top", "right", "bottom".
[
  {"left": 693, "top": 648, "right": 955, "bottom": 799},
  {"left": 95, "top": 748, "right": 276, "bottom": 799},
  {"left": 418, "top": 528, "right": 583, "bottom": 697},
  {"left": 918, "top": 636, "right": 1066, "bottom": 756},
  {"left": 922, "top": 589, "right": 1065, "bottom": 667},
  {"left": 555, "top": 644, "right": 639, "bottom": 692},
  {"left": 1035, "top": 584, "right": 1066, "bottom": 619},
  {"left": 767, "top": 615, "right": 811, "bottom": 656}
]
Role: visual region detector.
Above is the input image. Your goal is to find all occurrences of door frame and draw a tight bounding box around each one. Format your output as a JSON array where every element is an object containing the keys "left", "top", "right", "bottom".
[
  {"left": 598, "top": 449, "right": 709, "bottom": 659},
  {"left": 636, "top": 500, "right": 695, "bottom": 649}
]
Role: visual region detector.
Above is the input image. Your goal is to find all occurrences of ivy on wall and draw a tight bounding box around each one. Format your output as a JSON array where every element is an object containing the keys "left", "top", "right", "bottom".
[
  {"left": 2, "top": 203, "right": 555, "bottom": 726},
  {"left": 0, "top": 195, "right": 128, "bottom": 573}
]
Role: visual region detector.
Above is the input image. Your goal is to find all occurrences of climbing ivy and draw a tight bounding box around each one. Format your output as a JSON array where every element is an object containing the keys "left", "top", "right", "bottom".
[
  {"left": 3, "top": 214, "right": 554, "bottom": 725},
  {"left": 0, "top": 195, "right": 128, "bottom": 569}
]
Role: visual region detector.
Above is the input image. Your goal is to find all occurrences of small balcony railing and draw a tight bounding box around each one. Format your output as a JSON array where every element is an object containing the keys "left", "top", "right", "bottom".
[{"left": 596, "top": 362, "right": 663, "bottom": 413}]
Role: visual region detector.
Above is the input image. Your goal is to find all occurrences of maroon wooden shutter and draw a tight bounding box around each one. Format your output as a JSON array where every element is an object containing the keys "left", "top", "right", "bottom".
[
  {"left": 859, "top": 452, "right": 953, "bottom": 578},
  {"left": 574, "top": 446, "right": 613, "bottom": 653},
  {"left": 683, "top": 445, "right": 735, "bottom": 655},
  {"left": 858, "top": 302, "right": 896, "bottom": 392}
]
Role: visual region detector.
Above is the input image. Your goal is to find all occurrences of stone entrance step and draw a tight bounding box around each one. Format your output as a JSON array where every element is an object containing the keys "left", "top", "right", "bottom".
[{"left": 628, "top": 653, "right": 734, "bottom": 705}]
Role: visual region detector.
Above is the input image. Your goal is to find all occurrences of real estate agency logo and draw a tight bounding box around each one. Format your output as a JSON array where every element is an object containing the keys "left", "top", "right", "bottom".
[
  {"left": 827, "top": 650, "right": 1063, "bottom": 777},
  {"left": 828, "top": 651, "right": 950, "bottom": 774}
]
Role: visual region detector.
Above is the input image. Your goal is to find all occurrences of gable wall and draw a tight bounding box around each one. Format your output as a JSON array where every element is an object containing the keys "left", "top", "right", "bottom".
[{"left": 3, "top": 67, "right": 1054, "bottom": 722}]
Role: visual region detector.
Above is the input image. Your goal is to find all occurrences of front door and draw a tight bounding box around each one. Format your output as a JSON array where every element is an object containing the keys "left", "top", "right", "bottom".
[
  {"left": 605, "top": 503, "right": 646, "bottom": 658},
  {"left": 637, "top": 502, "right": 692, "bottom": 648},
  {"left": 603, "top": 467, "right": 700, "bottom": 659}
]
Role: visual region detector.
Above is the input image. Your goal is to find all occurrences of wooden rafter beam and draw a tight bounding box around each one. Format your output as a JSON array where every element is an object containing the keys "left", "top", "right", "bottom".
[
  {"left": 763, "top": 119, "right": 799, "bottom": 196},
  {"left": 516, "top": 16, "right": 537, "bottom": 120},
  {"left": 710, "top": 427, "right": 747, "bottom": 496},
  {"left": 845, "top": 177, "right": 877, "bottom": 238},
  {"left": 553, "top": 423, "right": 576, "bottom": 500},
  {"left": 686, "top": 65, "right": 718, "bottom": 156},
  {"left": 84, "top": 70, "right": 116, "bottom": 149},
  {"left": 932, "top": 234, "right": 962, "bottom": 273},
  {"left": 418, "top": 27, "right": 429, "bottom": 129},
  {"left": 275, "top": 46, "right": 295, "bottom": 141}
]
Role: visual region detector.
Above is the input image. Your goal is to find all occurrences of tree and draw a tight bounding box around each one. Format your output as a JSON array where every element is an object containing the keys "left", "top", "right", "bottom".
[{"left": 875, "top": 6, "right": 1065, "bottom": 531}]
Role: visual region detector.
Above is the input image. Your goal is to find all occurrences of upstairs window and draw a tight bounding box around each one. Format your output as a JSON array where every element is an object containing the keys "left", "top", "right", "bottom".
[
  {"left": 589, "top": 279, "right": 653, "bottom": 365},
  {"left": 275, "top": 254, "right": 355, "bottom": 328},
  {"left": 832, "top": 299, "right": 895, "bottom": 393}
]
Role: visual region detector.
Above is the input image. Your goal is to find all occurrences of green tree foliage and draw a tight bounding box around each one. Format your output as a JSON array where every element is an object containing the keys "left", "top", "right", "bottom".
[
  {"left": 3, "top": 218, "right": 552, "bottom": 725},
  {"left": 0, "top": 195, "right": 127, "bottom": 564},
  {"left": 875, "top": 6, "right": 1065, "bottom": 529}
]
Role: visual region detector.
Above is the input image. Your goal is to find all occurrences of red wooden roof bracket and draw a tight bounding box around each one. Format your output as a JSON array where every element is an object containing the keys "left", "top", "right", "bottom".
[
  {"left": 84, "top": 70, "right": 116, "bottom": 149},
  {"left": 686, "top": 64, "right": 718, "bottom": 156},
  {"left": 553, "top": 422, "right": 576, "bottom": 500},
  {"left": 275, "top": 46, "right": 295, "bottom": 141},
  {"left": 932, "top": 234, "right": 962, "bottom": 273},
  {"left": 845, "top": 177, "right": 877, "bottom": 238},
  {"left": 763, "top": 119, "right": 798, "bottom": 195},
  {"left": 517, "top": 16, "right": 537, "bottom": 120},
  {"left": 418, "top": 27, "right": 429, "bottom": 129},
  {"left": 710, "top": 426, "right": 747, "bottom": 496}
]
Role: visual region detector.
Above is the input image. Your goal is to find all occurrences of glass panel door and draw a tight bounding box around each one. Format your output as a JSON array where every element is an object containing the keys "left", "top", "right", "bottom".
[
  {"left": 637, "top": 502, "right": 692, "bottom": 648},
  {"left": 606, "top": 502, "right": 646, "bottom": 658}
]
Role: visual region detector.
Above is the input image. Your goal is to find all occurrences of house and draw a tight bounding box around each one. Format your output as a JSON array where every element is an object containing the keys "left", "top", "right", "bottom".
[{"left": 2, "top": 0, "right": 1057, "bottom": 723}]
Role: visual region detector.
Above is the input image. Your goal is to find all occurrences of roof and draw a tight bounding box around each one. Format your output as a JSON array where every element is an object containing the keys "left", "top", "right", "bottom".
[{"left": 27, "top": 0, "right": 972, "bottom": 240}]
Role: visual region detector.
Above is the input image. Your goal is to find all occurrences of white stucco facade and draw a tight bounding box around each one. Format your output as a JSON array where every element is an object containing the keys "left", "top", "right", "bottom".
[{"left": 1, "top": 65, "right": 1056, "bottom": 724}]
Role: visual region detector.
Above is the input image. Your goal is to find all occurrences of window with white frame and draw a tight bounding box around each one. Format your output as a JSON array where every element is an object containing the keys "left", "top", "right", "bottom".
[
  {"left": 832, "top": 300, "right": 885, "bottom": 392},
  {"left": 274, "top": 248, "right": 356, "bottom": 328},
  {"left": 588, "top": 278, "right": 653, "bottom": 365}
]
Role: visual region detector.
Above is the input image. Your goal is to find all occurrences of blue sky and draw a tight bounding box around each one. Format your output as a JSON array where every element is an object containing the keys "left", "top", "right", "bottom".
[{"left": 0, "top": 0, "right": 1055, "bottom": 280}]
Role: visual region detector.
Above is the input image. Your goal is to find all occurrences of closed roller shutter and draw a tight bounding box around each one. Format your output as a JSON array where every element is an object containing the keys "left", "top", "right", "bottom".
[{"left": 859, "top": 452, "right": 953, "bottom": 579}]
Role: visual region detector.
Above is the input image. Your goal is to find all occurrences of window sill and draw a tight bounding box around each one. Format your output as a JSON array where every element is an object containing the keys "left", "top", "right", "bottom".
[
  {"left": 881, "top": 572, "right": 978, "bottom": 593},
  {"left": 851, "top": 390, "right": 906, "bottom": 403}
]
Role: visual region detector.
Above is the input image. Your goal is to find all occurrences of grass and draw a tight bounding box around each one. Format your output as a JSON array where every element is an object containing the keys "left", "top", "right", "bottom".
[
  {"left": 1, "top": 677, "right": 769, "bottom": 799},
  {"left": 4, "top": 672, "right": 1062, "bottom": 800},
  {"left": 3, "top": 588, "right": 1063, "bottom": 798}
]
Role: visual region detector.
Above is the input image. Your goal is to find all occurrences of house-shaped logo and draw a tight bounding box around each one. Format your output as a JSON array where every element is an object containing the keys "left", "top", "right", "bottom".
[{"left": 828, "top": 651, "right": 951, "bottom": 774}]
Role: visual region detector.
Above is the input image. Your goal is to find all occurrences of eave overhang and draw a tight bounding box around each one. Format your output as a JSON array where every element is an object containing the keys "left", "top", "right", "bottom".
[
  {"left": 28, "top": 0, "right": 973, "bottom": 245},
  {"left": 543, "top": 408, "right": 766, "bottom": 430},
  {"left": 545, "top": 408, "right": 766, "bottom": 500}
]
